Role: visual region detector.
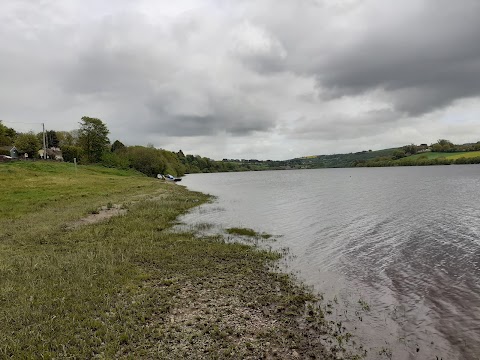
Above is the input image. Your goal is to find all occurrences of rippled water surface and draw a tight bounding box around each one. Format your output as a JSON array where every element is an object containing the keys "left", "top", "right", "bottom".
[{"left": 180, "top": 166, "right": 480, "bottom": 359}]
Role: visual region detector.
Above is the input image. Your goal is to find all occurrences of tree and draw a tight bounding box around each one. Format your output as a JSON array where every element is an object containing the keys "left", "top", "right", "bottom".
[
  {"left": 0, "top": 121, "right": 17, "bottom": 146},
  {"left": 15, "top": 132, "right": 40, "bottom": 158},
  {"left": 111, "top": 140, "right": 126, "bottom": 153},
  {"left": 101, "top": 151, "right": 130, "bottom": 169},
  {"left": 125, "top": 146, "right": 166, "bottom": 177},
  {"left": 121, "top": 146, "right": 186, "bottom": 177},
  {"left": 436, "top": 139, "right": 454, "bottom": 152},
  {"left": 392, "top": 149, "right": 406, "bottom": 160},
  {"left": 35, "top": 132, "right": 44, "bottom": 146},
  {"left": 62, "top": 145, "right": 83, "bottom": 163},
  {"left": 78, "top": 116, "right": 110, "bottom": 163},
  {"left": 431, "top": 143, "right": 442, "bottom": 152},
  {"left": 437, "top": 139, "right": 453, "bottom": 146},
  {"left": 402, "top": 144, "right": 417, "bottom": 155},
  {"left": 46, "top": 130, "right": 59, "bottom": 148},
  {"left": 57, "top": 131, "right": 78, "bottom": 147}
]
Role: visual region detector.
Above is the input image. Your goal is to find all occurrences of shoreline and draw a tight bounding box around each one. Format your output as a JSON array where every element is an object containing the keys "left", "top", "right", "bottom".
[{"left": 0, "top": 161, "right": 360, "bottom": 359}]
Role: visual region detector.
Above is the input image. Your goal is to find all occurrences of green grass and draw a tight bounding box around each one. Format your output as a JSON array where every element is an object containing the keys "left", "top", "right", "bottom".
[
  {"left": 0, "top": 161, "right": 355, "bottom": 359},
  {"left": 444, "top": 150, "right": 480, "bottom": 159},
  {"left": 402, "top": 151, "right": 480, "bottom": 161},
  {"left": 0, "top": 161, "right": 152, "bottom": 220},
  {"left": 400, "top": 151, "right": 480, "bottom": 162}
]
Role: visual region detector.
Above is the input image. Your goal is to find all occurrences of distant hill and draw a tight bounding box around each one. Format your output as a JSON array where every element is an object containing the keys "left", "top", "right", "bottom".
[
  {"left": 222, "top": 143, "right": 480, "bottom": 171},
  {"left": 293, "top": 148, "right": 398, "bottom": 168}
]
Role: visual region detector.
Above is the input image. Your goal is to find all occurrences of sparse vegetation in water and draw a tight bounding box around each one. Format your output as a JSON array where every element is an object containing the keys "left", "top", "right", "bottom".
[
  {"left": 226, "top": 227, "right": 258, "bottom": 236},
  {"left": 379, "top": 347, "right": 393, "bottom": 359},
  {"left": 0, "top": 161, "right": 362, "bottom": 359},
  {"left": 358, "top": 298, "right": 371, "bottom": 311},
  {"left": 193, "top": 222, "right": 214, "bottom": 231},
  {"left": 226, "top": 227, "right": 274, "bottom": 239}
]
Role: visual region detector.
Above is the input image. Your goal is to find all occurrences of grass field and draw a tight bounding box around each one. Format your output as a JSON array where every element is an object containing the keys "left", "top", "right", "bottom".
[
  {"left": 0, "top": 161, "right": 351, "bottom": 359},
  {"left": 401, "top": 151, "right": 480, "bottom": 162},
  {"left": 444, "top": 151, "right": 480, "bottom": 160},
  {"left": 404, "top": 152, "right": 466, "bottom": 160}
]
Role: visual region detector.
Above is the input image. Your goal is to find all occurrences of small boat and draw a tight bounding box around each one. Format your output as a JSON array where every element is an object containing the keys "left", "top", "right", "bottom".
[{"left": 165, "top": 174, "right": 182, "bottom": 182}]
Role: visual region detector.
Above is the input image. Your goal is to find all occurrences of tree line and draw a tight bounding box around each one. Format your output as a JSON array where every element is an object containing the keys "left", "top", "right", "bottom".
[
  {"left": 356, "top": 139, "right": 480, "bottom": 167},
  {"left": 4, "top": 118, "right": 480, "bottom": 174},
  {"left": 357, "top": 156, "right": 480, "bottom": 167},
  {"left": 388, "top": 139, "right": 480, "bottom": 161},
  {"left": 1, "top": 117, "right": 255, "bottom": 177}
]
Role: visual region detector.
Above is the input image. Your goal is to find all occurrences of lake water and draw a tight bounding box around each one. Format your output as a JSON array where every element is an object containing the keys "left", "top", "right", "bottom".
[{"left": 179, "top": 166, "right": 480, "bottom": 360}]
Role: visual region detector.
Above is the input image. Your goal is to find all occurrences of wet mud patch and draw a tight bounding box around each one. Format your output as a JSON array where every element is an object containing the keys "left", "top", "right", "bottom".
[
  {"left": 65, "top": 204, "right": 127, "bottom": 229},
  {"left": 64, "top": 191, "right": 172, "bottom": 230}
]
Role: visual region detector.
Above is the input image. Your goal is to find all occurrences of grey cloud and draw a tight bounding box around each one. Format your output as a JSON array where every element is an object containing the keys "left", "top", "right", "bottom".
[
  {"left": 242, "top": 0, "right": 480, "bottom": 115},
  {"left": 313, "top": 1, "right": 480, "bottom": 115},
  {"left": 146, "top": 93, "right": 275, "bottom": 137},
  {"left": 229, "top": 21, "right": 287, "bottom": 74},
  {"left": 289, "top": 108, "right": 403, "bottom": 141},
  {"left": 53, "top": 10, "right": 279, "bottom": 139},
  {"left": 154, "top": 113, "right": 272, "bottom": 137},
  {"left": 1, "top": 0, "right": 480, "bottom": 160}
]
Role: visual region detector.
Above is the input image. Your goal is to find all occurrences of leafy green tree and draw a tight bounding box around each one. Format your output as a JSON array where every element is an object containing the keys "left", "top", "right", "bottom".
[
  {"left": 0, "top": 121, "right": 17, "bottom": 146},
  {"left": 436, "top": 139, "right": 455, "bottom": 152},
  {"left": 101, "top": 151, "right": 130, "bottom": 169},
  {"left": 111, "top": 140, "right": 126, "bottom": 153},
  {"left": 62, "top": 145, "right": 83, "bottom": 163},
  {"left": 125, "top": 146, "right": 166, "bottom": 177},
  {"left": 46, "top": 130, "right": 59, "bottom": 148},
  {"left": 402, "top": 144, "right": 417, "bottom": 155},
  {"left": 392, "top": 149, "right": 406, "bottom": 160},
  {"left": 78, "top": 116, "right": 110, "bottom": 163},
  {"left": 15, "top": 132, "right": 40, "bottom": 158},
  {"left": 35, "top": 132, "right": 44, "bottom": 146},
  {"left": 121, "top": 146, "right": 187, "bottom": 177},
  {"left": 437, "top": 139, "right": 453, "bottom": 146},
  {"left": 431, "top": 143, "right": 442, "bottom": 152},
  {"left": 57, "top": 131, "right": 77, "bottom": 147}
]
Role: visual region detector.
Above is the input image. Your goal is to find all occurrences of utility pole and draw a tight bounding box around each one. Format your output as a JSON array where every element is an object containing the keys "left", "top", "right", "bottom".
[{"left": 42, "top": 123, "right": 47, "bottom": 159}]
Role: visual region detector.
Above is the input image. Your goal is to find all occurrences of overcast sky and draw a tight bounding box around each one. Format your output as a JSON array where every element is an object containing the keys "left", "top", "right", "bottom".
[{"left": 1, "top": 0, "right": 480, "bottom": 160}]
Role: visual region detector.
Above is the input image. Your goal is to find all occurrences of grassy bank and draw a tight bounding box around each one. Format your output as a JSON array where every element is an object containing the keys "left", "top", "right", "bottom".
[
  {"left": 0, "top": 161, "right": 355, "bottom": 359},
  {"left": 403, "top": 151, "right": 466, "bottom": 160},
  {"left": 359, "top": 151, "right": 480, "bottom": 167}
]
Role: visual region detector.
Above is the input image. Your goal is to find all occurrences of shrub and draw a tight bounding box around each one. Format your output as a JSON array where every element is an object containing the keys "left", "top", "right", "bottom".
[{"left": 101, "top": 152, "right": 130, "bottom": 169}]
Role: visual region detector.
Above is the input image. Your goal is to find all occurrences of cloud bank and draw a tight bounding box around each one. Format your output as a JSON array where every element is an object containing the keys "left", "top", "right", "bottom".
[{"left": 1, "top": 0, "right": 479, "bottom": 159}]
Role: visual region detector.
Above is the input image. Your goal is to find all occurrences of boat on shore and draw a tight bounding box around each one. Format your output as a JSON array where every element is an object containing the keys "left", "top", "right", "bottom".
[
  {"left": 165, "top": 174, "right": 182, "bottom": 182},
  {"left": 157, "top": 174, "right": 182, "bottom": 182}
]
